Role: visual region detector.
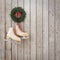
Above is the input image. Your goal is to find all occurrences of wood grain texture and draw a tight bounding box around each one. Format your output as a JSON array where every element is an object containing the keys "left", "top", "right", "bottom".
[
  {"left": 5, "top": 0, "right": 11, "bottom": 60},
  {"left": 30, "top": 0, "right": 36, "bottom": 60},
  {"left": 48, "top": 0, "right": 55, "bottom": 60},
  {"left": 0, "top": 0, "right": 60, "bottom": 60},
  {"left": 36, "top": 0, "right": 43, "bottom": 60},
  {"left": 0, "top": 0, "right": 5, "bottom": 60},
  {"left": 23, "top": 0, "right": 31, "bottom": 60},
  {"left": 43, "top": 0, "right": 48, "bottom": 60},
  {"left": 55, "top": 0, "right": 60, "bottom": 60}
]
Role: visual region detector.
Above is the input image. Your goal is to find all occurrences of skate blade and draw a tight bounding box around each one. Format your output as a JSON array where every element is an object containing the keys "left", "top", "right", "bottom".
[
  {"left": 19, "top": 36, "right": 29, "bottom": 39},
  {"left": 6, "top": 35, "right": 21, "bottom": 42}
]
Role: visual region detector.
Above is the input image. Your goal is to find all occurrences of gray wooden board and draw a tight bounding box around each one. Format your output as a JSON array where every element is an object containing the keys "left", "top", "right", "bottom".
[
  {"left": 5, "top": 0, "right": 11, "bottom": 60},
  {"left": 43, "top": 0, "right": 48, "bottom": 60},
  {"left": 55, "top": 0, "right": 60, "bottom": 60},
  {"left": 30, "top": 0, "right": 36, "bottom": 60},
  {"left": 0, "top": 0, "right": 5, "bottom": 60},
  {"left": 23, "top": 0, "right": 31, "bottom": 60},
  {"left": 48, "top": 0, "right": 55, "bottom": 60},
  {"left": 36, "top": 0, "right": 43, "bottom": 60}
]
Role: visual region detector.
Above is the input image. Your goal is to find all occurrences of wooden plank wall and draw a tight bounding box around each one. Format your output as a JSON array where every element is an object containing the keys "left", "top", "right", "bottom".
[{"left": 0, "top": 0, "right": 60, "bottom": 60}]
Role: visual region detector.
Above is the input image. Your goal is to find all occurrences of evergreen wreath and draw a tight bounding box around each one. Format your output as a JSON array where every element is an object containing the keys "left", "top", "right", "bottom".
[{"left": 10, "top": 7, "right": 26, "bottom": 23}]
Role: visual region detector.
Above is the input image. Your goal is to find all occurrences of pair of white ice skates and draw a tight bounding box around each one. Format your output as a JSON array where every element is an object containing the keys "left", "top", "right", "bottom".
[{"left": 6, "top": 24, "right": 29, "bottom": 41}]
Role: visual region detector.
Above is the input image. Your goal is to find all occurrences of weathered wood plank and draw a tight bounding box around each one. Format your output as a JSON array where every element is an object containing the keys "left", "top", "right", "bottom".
[
  {"left": 30, "top": 0, "right": 36, "bottom": 60},
  {"left": 11, "top": 0, "right": 17, "bottom": 60},
  {"left": 36, "top": 0, "right": 43, "bottom": 60},
  {"left": 43, "top": 0, "right": 48, "bottom": 60},
  {"left": 48, "top": 0, "right": 55, "bottom": 60},
  {"left": 0, "top": 1, "right": 3, "bottom": 60},
  {"left": 17, "top": 0, "right": 24, "bottom": 60},
  {"left": 5, "top": 0, "right": 12, "bottom": 60},
  {"left": 23, "top": 0, "right": 31, "bottom": 60},
  {"left": 0, "top": 0, "right": 6, "bottom": 60},
  {"left": 55, "top": 0, "right": 60, "bottom": 60}
]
